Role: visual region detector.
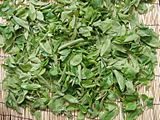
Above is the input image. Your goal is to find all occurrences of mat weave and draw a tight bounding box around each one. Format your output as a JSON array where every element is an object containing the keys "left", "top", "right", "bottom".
[{"left": 0, "top": 0, "right": 160, "bottom": 120}]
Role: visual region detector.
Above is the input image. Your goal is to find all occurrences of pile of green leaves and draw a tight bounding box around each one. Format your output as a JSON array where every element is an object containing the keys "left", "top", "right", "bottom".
[{"left": 0, "top": 0, "right": 159, "bottom": 120}]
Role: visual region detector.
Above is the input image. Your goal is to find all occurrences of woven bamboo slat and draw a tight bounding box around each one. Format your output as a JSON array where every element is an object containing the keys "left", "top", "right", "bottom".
[{"left": 0, "top": 1, "right": 160, "bottom": 120}]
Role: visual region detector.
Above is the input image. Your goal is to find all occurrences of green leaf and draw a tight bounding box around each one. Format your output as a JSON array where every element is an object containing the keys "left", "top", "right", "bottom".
[
  {"left": 19, "top": 63, "right": 32, "bottom": 72},
  {"left": 70, "top": 53, "right": 82, "bottom": 66},
  {"left": 48, "top": 98, "right": 65, "bottom": 113},
  {"left": 0, "top": 34, "right": 4, "bottom": 47},
  {"left": 107, "top": 91, "right": 117, "bottom": 101},
  {"left": 32, "top": 98, "right": 48, "bottom": 109},
  {"left": 66, "top": 104, "right": 79, "bottom": 111},
  {"left": 33, "top": 111, "right": 41, "bottom": 120},
  {"left": 17, "top": 90, "right": 28, "bottom": 104},
  {"left": 37, "top": 11, "right": 44, "bottom": 21},
  {"left": 79, "top": 105, "right": 88, "bottom": 114},
  {"left": 84, "top": 6, "right": 95, "bottom": 20},
  {"left": 143, "top": 36, "right": 160, "bottom": 48},
  {"left": 137, "top": 29, "right": 150, "bottom": 37},
  {"left": 79, "top": 26, "right": 92, "bottom": 37},
  {"left": 40, "top": 41, "right": 52, "bottom": 54},
  {"left": 59, "top": 49, "right": 71, "bottom": 61},
  {"left": 1, "top": 1, "right": 159, "bottom": 119},
  {"left": 63, "top": 94, "right": 78, "bottom": 103},
  {"left": 99, "top": 109, "right": 118, "bottom": 120},
  {"left": 29, "top": 3, "right": 36, "bottom": 21},
  {"left": 61, "top": 11, "right": 72, "bottom": 22},
  {"left": 126, "top": 109, "right": 143, "bottom": 120},
  {"left": 123, "top": 64, "right": 137, "bottom": 80},
  {"left": 21, "top": 83, "right": 41, "bottom": 90},
  {"left": 58, "top": 38, "right": 84, "bottom": 51},
  {"left": 113, "top": 70, "right": 125, "bottom": 92},
  {"left": 91, "top": 0, "right": 103, "bottom": 8},
  {"left": 77, "top": 112, "right": 85, "bottom": 120},
  {"left": 141, "top": 95, "right": 154, "bottom": 108},
  {"left": 130, "top": 55, "right": 140, "bottom": 73},
  {"left": 49, "top": 66, "right": 59, "bottom": 76},
  {"left": 69, "top": 15, "right": 76, "bottom": 29},
  {"left": 82, "top": 80, "right": 96, "bottom": 88},
  {"left": 93, "top": 19, "right": 113, "bottom": 33},
  {"left": 24, "top": 31, "right": 29, "bottom": 39},
  {"left": 146, "top": 98, "right": 153, "bottom": 108},
  {"left": 100, "top": 36, "right": 111, "bottom": 56},
  {"left": 124, "top": 34, "right": 140, "bottom": 42},
  {"left": 13, "top": 16, "right": 29, "bottom": 30},
  {"left": 137, "top": 3, "right": 148, "bottom": 14},
  {"left": 125, "top": 102, "right": 137, "bottom": 111},
  {"left": 120, "top": 24, "right": 126, "bottom": 36},
  {"left": 81, "top": 68, "right": 94, "bottom": 79},
  {"left": 105, "top": 102, "right": 118, "bottom": 111},
  {"left": 5, "top": 92, "right": 20, "bottom": 113},
  {"left": 125, "top": 81, "right": 135, "bottom": 93},
  {"left": 30, "top": 1, "right": 49, "bottom": 6},
  {"left": 78, "top": 65, "right": 82, "bottom": 82}
]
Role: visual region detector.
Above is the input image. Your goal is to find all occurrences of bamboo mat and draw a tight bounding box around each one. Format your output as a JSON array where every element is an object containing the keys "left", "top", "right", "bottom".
[{"left": 0, "top": 1, "right": 160, "bottom": 120}]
